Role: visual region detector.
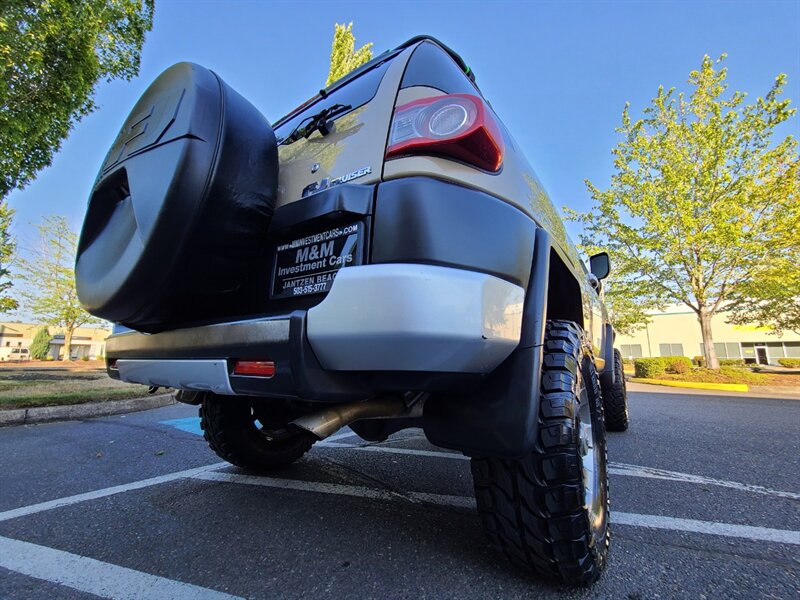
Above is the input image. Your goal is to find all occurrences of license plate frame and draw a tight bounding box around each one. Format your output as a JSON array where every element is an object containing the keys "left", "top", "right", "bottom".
[{"left": 270, "top": 222, "right": 363, "bottom": 299}]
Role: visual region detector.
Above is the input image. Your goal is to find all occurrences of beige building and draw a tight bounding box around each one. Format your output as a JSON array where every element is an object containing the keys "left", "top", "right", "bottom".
[
  {"left": 615, "top": 307, "right": 800, "bottom": 366},
  {"left": 0, "top": 322, "right": 110, "bottom": 360}
]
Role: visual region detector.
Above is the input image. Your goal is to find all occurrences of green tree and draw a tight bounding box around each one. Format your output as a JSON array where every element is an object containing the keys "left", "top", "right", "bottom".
[
  {"left": 599, "top": 280, "right": 656, "bottom": 337},
  {"left": 725, "top": 258, "right": 800, "bottom": 336},
  {"left": 16, "top": 215, "right": 103, "bottom": 360},
  {"left": 0, "top": 200, "right": 15, "bottom": 312},
  {"left": 568, "top": 55, "right": 798, "bottom": 369},
  {"left": 325, "top": 22, "right": 372, "bottom": 87},
  {"left": 29, "top": 325, "right": 52, "bottom": 360},
  {"left": 0, "top": 0, "right": 154, "bottom": 199}
]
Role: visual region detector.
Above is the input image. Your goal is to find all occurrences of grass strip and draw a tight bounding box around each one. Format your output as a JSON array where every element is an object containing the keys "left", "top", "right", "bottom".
[{"left": 0, "top": 386, "right": 151, "bottom": 410}]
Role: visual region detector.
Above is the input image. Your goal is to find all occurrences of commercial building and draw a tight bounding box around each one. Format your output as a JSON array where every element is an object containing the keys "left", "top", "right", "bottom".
[
  {"left": 614, "top": 307, "right": 800, "bottom": 366},
  {"left": 0, "top": 322, "right": 110, "bottom": 360}
]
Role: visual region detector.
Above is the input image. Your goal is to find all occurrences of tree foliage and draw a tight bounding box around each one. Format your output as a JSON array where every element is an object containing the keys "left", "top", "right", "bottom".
[
  {"left": 0, "top": 200, "right": 15, "bottom": 312},
  {"left": 15, "top": 215, "right": 102, "bottom": 360},
  {"left": 0, "top": 0, "right": 154, "bottom": 199},
  {"left": 725, "top": 257, "right": 800, "bottom": 336},
  {"left": 567, "top": 55, "right": 798, "bottom": 368},
  {"left": 29, "top": 325, "right": 51, "bottom": 359},
  {"left": 325, "top": 22, "right": 372, "bottom": 87},
  {"left": 597, "top": 279, "right": 656, "bottom": 336}
]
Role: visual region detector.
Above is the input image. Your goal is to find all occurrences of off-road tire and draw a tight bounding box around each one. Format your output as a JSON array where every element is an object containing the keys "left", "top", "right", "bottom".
[
  {"left": 199, "top": 393, "right": 313, "bottom": 470},
  {"left": 602, "top": 349, "right": 629, "bottom": 432},
  {"left": 471, "top": 320, "right": 611, "bottom": 586}
]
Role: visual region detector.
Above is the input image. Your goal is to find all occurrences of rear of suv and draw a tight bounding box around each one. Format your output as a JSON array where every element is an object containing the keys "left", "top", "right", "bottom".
[{"left": 75, "top": 36, "right": 630, "bottom": 586}]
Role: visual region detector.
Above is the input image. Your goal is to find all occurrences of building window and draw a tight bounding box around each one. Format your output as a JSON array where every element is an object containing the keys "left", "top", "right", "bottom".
[
  {"left": 703, "top": 342, "right": 743, "bottom": 359},
  {"left": 620, "top": 344, "right": 643, "bottom": 359},
  {"left": 766, "top": 343, "right": 785, "bottom": 360},
  {"left": 659, "top": 343, "right": 684, "bottom": 357},
  {"left": 785, "top": 342, "right": 800, "bottom": 358}
]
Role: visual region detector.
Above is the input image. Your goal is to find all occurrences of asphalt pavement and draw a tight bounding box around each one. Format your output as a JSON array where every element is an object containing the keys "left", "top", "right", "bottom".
[{"left": 1, "top": 384, "right": 798, "bottom": 599}]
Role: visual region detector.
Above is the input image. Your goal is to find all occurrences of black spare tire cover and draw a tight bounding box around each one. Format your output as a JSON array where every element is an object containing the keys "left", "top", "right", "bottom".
[{"left": 76, "top": 62, "right": 278, "bottom": 332}]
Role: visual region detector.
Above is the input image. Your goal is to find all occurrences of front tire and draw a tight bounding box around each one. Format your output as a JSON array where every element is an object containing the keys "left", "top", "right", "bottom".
[
  {"left": 471, "top": 320, "right": 610, "bottom": 586},
  {"left": 602, "top": 349, "right": 630, "bottom": 432},
  {"left": 199, "top": 393, "right": 314, "bottom": 470}
]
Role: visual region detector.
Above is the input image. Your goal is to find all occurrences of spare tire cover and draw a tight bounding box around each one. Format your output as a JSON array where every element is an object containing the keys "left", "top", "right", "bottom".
[{"left": 76, "top": 62, "right": 278, "bottom": 332}]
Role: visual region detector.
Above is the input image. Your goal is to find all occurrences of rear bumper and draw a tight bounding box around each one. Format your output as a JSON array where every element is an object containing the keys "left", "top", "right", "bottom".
[
  {"left": 307, "top": 264, "right": 523, "bottom": 372},
  {"left": 106, "top": 176, "right": 538, "bottom": 403},
  {"left": 107, "top": 263, "right": 524, "bottom": 399}
]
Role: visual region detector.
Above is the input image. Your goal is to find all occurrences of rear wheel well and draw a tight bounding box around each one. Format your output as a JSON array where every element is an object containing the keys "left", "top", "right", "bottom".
[{"left": 545, "top": 249, "right": 583, "bottom": 329}]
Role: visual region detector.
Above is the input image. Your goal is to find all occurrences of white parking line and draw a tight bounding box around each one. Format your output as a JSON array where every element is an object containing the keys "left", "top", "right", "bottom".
[
  {"left": 192, "top": 471, "right": 800, "bottom": 545},
  {"left": 322, "top": 441, "right": 468, "bottom": 459},
  {"left": 609, "top": 462, "right": 800, "bottom": 501},
  {"left": 318, "top": 443, "right": 800, "bottom": 500},
  {"left": 194, "top": 471, "right": 476, "bottom": 508},
  {"left": 613, "top": 513, "right": 800, "bottom": 546},
  {"left": 0, "top": 535, "right": 243, "bottom": 600},
  {"left": 0, "top": 462, "right": 227, "bottom": 523},
  {"left": 1, "top": 442, "right": 796, "bottom": 553},
  {"left": 317, "top": 430, "right": 359, "bottom": 445}
]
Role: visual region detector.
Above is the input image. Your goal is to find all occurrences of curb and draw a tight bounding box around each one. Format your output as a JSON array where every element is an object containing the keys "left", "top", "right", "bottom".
[
  {"left": 0, "top": 394, "right": 176, "bottom": 427},
  {"left": 630, "top": 378, "right": 749, "bottom": 392}
]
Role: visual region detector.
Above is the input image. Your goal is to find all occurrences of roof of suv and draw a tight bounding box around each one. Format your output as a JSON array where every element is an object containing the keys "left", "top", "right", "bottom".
[{"left": 273, "top": 35, "right": 475, "bottom": 129}]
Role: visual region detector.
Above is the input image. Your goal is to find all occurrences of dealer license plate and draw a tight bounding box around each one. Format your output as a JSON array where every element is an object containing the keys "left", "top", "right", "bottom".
[{"left": 271, "top": 222, "right": 362, "bottom": 299}]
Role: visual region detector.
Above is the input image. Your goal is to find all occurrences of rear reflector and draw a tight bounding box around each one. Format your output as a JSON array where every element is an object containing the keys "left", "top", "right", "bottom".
[{"left": 233, "top": 360, "right": 276, "bottom": 378}]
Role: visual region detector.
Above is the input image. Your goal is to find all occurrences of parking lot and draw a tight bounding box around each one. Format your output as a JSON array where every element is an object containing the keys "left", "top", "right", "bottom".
[{"left": 1, "top": 383, "right": 798, "bottom": 599}]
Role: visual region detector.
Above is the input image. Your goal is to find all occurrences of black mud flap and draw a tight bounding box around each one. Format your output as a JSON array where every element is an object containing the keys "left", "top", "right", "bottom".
[{"left": 422, "top": 228, "right": 551, "bottom": 459}]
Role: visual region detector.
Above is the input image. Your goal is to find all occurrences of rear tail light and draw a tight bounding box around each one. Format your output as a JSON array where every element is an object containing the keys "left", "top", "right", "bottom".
[
  {"left": 386, "top": 94, "right": 504, "bottom": 172},
  {"left": 233, "top": 360, "right": 275, "bottom": 378}
]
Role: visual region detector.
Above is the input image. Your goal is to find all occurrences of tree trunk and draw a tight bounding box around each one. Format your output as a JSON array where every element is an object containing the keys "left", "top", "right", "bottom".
[
  {"left": 698, "top": 309, "right": 719, "bottom": 369},
  {"left": 63, "top": 327, "right": 73, "bottom": 361}
]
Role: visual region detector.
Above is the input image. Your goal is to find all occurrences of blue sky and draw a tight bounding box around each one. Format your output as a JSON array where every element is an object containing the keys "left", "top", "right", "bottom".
[{"left": 6, "top": 0, "right": 800, "bottom": 252}]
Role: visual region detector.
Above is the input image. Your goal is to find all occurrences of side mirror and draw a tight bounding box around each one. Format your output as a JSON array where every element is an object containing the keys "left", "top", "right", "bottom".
[{"left": 590, "top": 252, "right": 611, "bottom": 280}]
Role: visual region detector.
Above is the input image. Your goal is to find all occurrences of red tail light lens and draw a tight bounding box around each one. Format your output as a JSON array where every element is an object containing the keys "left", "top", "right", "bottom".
[{"left": 386, "top": 94, "right": 505, "bottom": 172}]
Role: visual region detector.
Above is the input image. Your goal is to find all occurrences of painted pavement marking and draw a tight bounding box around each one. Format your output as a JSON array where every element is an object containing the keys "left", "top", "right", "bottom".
[
  {"left": 0, "top": 462, "right": 227, "bottom": 523},
  {"left": 191, "top": 471, "right": 800, "bottom": 545},
  {"left": 158, "top": 417, "right": 800, "bottom": 501},
  {"left": 0, "top": 535, "right": 243, "bottom": 600}
]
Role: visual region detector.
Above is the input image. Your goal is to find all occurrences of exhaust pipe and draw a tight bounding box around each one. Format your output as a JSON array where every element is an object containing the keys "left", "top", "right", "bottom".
[{"left": 291, "top": 396, "right": 420, "bottom": 440}]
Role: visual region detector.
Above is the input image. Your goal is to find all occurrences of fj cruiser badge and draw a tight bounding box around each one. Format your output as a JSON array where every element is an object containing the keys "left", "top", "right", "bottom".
[{"left": 302, "top": 165, "right": 372, "bottom": 197}]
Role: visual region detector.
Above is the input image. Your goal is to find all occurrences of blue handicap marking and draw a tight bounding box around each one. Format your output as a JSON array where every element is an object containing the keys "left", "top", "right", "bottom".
[{"left": 161, "top": 417, "right": 202, "bottom": 436}]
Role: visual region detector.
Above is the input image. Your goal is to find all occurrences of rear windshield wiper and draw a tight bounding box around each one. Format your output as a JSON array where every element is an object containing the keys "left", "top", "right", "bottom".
[{"left": 278, "top": 103, "right": 352, "bottom": 145}]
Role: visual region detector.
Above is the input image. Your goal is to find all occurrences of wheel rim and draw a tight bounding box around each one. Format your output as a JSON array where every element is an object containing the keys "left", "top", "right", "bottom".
[{"left": 577, "top": 378, "right": 604, "bottom": 531}]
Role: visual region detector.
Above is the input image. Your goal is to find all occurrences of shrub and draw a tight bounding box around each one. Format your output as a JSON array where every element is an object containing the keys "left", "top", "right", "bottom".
[
  {"left": 81, "top": 356, "right": 90, "bottom": 361},
  {"left": 693, "top": 356, "right": 705, "bottom": 367},
  {"left": 45, "top": 356, "right": 54, "bottom": 361},
  {"left": 668, "top": 359, "right": 689, "bottom": 374},
  {"left": 634, "top": 358, "right": 667, "bottom": 378},
  {"left": 29, "top": 327, "right": 52, "bottom": 360},
  {"left": 778, "top": 358, "right": 800, "bottom": 368},
  {"left": 634, "top": 356, "right": 692, "bottom": 377},
  {"left": 662, "top": 355, "right": 692, "bottom": 374},
  {"left": 719, "top": 359, "right": 745, "bottom": 366}
]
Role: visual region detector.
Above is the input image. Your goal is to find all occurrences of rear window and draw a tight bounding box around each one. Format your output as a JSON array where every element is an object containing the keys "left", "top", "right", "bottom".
[
  {"left": 273, "top": 58, "right": 393, "bottom": 142},
  {"left": 400, "top": 41, "right": 479, "bottom": 96}
]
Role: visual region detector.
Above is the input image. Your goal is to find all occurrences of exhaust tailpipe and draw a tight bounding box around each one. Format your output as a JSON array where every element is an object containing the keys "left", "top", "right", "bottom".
[{"left": 290, "top": 396, "right": 419, "bottom": 440}]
